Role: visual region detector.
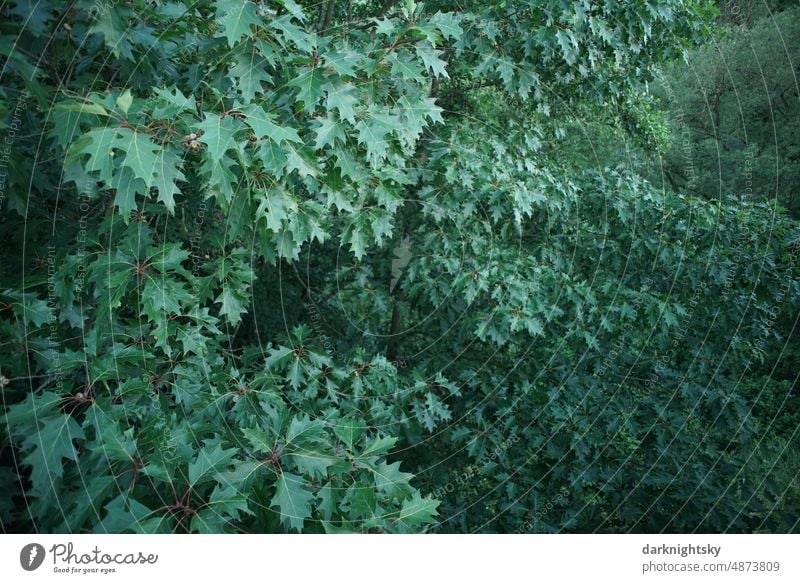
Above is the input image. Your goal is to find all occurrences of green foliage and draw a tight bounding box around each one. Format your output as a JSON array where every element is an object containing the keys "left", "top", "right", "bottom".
[
  {"left": 652, "top": 5, "right": 800, "bottom": 215},
  {"left": 0, "top": 0, "right": 797, "bottom": 535}
]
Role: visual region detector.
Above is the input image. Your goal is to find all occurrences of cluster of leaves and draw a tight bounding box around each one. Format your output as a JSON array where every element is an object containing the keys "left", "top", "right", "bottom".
[
  {"left": 2, "top": 0, "right": 456, "bottom": 533},
  {"left": 1, "top": 0, "right": 798, "bottom": 534},
  {"left": 650, "top": 4, "right": 800, "bottom": 215},
  {"left": 3, "top": 347, "right": 439, "bottom": 533},
  {"left": 385, "top": 101, "right": 800, "bottom": 531}
]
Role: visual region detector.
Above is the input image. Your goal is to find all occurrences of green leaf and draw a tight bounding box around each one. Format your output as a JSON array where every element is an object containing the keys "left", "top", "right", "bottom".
[
  {"left": 388, "top": 51, "right": 423, "bottom": 81},
  {"left": 111, "top": 166, "right": 142, "bottom": 219},
  {"left": 396, "top": 95, "right": 443, "bottom": 145},
  {"left": 324, "top": 81, "right": 359, "bottom": 124},
  {"left": 322, "top": 520, "right": 358, "bottom": 534},
  {"left": 95, "top": 495, "right": 154, "bottom": 534},
  {"left": 271, "top": 472, "right": 314, "bottom": 532},
  {"left": 55, "top": 101, "right": 110, "bottom": 117},
  {"left": 349, "top": 225, "right": 368, "bottom": 260},
  {"left": 370, "top": 460, "right": 413, "bottom": 499},
  {"left": 256, "top": 187, "right": 295, "bottom": 232},
  {"left": 258, "top": 139, "right": 289, "bottom": 175},
  {"left": 1, "top": 289, "right": 52, "bottom": 327},
  {"left": 333, "top": 417, "right": 366, "bottom": 450},
  {"left": 116, "top": 89, "right": 133, "bottom": 115},
  {"left": 287, "top": 355, "right": 305, "bottom": 388},
  {"left": 430, "top": 11, "right": 463, "bottom": 41},
  {"left": 270, "top": 15, "right": 315, "bottom": 54},
  {"left": 153, "top": 86, "right": 197, "bottom": 117},
  {"left": 21, "top": 415, "right": 85, "bottom": 496},
  {"left": 317, "top": 483, "right": 337, "bottom": 521},
  {"left": 285, "top": 144, "right": 318, "bottom": 178},
  {"left": 242, "top": 427, "right": 276, "bottom": 453},
  {"left": 415, "top": 43, "right": 449, "bottom": 78},
  {"left": 215, "top": 285, "right": 248, "bottom": 326},
  {"left": 333, "top": 147, "right": 368, "bottom": 181},
  {"left": 188, "top": 441, "right": 239, "bottom": 486},
  {"left": 203, "top": 153, "right": 239, "bottom": 203},
  {"left": 4, "top": 391, "right": 61, "bottom": 426},
  {"left": 396, "top": 492, "right": 439, "bottom": 528},
  {"left": 355, "top": 109, "right": 400, "bottom": 166},
  {"left": 84, "top": 407, "right": 137, "bottom": 461},
  {"left": 74, "top": 127, "right": 118, "bottom": 182},
  {"left": 206, "top": 483, "right": 253, "bottom": 520},
  {"left": 287, "top": 66, "right": 325, "bottom": 113},
  {"left": 151, "top": 147, "right": 185, "bottom": 212},
  {"left": 149, "top": 242, "right": 191, "bottom": 273},
  {"left": 285, "top": 415, "right": 325, "bottom": 447},
  {"left": 359, "top": 435, "right": 398, "bottom": 458},
  {"left": 241, "top": 104, "right": 302, "bottom": 144},
  {"left": 89, "top": 8, "right": 133, "bottom": 60},
  {"left": 230, "top": 49, "right": 273, "bottom": 101},
  {"left": 197, "top": 113, "right": 242, "bottom": 162},
  {"left": 324, "top": 49, "right": 363, "bottom": 78},
  {"left": 344, "top": 481, "right": 377, "bottom": 518},
  {"left": 556, "top": 29, "right": 578, "bottom": 65},
  {"left": 114, "top": 129, "right": 163, "bottom": 189},
  {"left": 290, "top": 450, "right": 333, "bottom": 479},
  {"left": 277, "top": 0, "right": 307, "bottom": 22},
  {"left": 374, "top": 17, "right": 396, "bottom": 36},
  {"left": 216, "top": 0, "right": 262, "bottom": 47},
  {"left": 312, "top": 115, "right": 345, "bottom": 150},
  {"left": 141, "top": 277, "right": 193, "bottom": 322}
]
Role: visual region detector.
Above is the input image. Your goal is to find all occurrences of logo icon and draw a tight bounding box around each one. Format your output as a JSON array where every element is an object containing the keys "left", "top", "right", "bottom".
[{"left": 20, "top": 543, "right": 46, "bottom": 571}]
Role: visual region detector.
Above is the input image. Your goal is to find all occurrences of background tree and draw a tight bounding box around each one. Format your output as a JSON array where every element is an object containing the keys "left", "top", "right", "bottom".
[{"left": 651, "top": 4, "right": 800, "bottom": 215}]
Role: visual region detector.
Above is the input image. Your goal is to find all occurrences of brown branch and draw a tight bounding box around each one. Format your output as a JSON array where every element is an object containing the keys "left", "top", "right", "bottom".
[
  {"left": 318, "top": 0, "right": 337, "bottom": 32},
  {"left": 429, "top": 76, "right": 440, "bottom": 98},
  {"left": 323, "top": 0, "right": 337, "bottom": 31},
  {"left": 386, "top": 295, "right": 402, "bottom": 363},
  {"left": 317, "top": 1, "right": 328, "bottom": 31}
]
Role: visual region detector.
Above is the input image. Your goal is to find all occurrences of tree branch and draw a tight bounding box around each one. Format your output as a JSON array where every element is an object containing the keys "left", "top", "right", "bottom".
[
  {"left": 322, "top": 0, "right": 337, "bottom": 32},
  {"left": 316, "top": 0, "right": 337, "bottom": 33}
]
